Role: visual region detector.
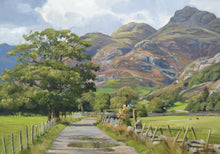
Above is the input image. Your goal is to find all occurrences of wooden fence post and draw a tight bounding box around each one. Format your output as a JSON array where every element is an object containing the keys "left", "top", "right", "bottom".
[
  {"left": 145, "top": 124, "right": 151, "bottom": 136},
  {"left": 152, "top": 127, "right": 158, "bottom": 142},
  {"left": 205, "top": 129, "right": 211, "bottom": 150},
  {"left": 132, "top": 109, "right": 137, "bottom": 123},
  {"left": 168, "top": 125, "right": 172, "bottom": 137},
  {"left": 191, "top": 127, "right": 197, "bottom": 140},
  {"left": 141, "top": 123, "right": 146, "bottom": 135},
  {"left": 2, "top": 136, "right": 7, "bottom": 154},
  {"left": 181, "top": 127, "right": 189, "bottom": 146},
  {"left": 160, "top": 128, "right": 163, "bottom": 135},
  {"left": 19, "top": 131, "right": 23, "bottom": 151},
  {"left": 11, "top": 133, "right": 14, "bottom": 154},
  {"left": 31, "top": 124, "right": 34, "bottom": 144},
  {"left": 173, "top": 130, "right": 181, "bottom": 143},
  {"left": 25, "top": 126, "right": 28, "bottom": 148},
  {"left": 35, "top": 125, "right": 37, "bottom": 139},
  {"left": 42, "top": 122, "right": 44, "bottom": 134},
  {"left": 38, "top": 123, "right": 41, "bottom": 137},
  {"left": 45, "top": 122, "right": 47, "bottom": 131}
]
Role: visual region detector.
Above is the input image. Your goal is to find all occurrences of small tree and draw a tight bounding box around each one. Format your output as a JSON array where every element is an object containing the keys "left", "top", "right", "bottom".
[
  {"left": 94, "top": 93, "right": 110, "bottom": 112},
  {"left": 117, "top": 86, "right": 138, "bottom": 106},
  {"left": 202, "top": 87, "right": 209, "bottom": 102},
  {"left": 110, "top": 96, "right": 126, "bottom": 109},
  {"left": 148, "top": 97, "right": 164, "bottom": 113}
]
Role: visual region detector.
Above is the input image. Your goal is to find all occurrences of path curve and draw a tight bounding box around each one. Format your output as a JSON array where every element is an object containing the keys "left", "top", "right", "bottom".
[{"left": 46, "top": 118, "right": 138, "bottom": 154}]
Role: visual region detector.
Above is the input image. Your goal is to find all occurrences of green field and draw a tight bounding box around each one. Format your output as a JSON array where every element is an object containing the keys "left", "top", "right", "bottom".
[
  {"left": 0, "top": 116, "right": 47, "bottom": 137},
  {"left": 0, "top": 116, "right": 47, "bottom": 153},
  {"left": 167, "top": 101, "right": 188, "bottom": 113},
  {"left": 138, "top": 115, "right": 220, "bottom": 144}
]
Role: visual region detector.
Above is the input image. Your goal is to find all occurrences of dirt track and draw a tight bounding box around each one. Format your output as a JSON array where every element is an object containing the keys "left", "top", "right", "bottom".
[{"left": 46, "top": 118, "right": 138, "bottom": 154}]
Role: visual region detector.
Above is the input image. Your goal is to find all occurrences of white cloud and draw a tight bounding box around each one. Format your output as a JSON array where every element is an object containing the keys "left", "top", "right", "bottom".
[
  {"left": 0, "top": 25, "right": 46, "bottom": 45},
  {"left": 1, "top": 0, "right": 220, "bottom": 45},
  {"left": 36, "top": 0, "right": 115, "bottom": 29}
]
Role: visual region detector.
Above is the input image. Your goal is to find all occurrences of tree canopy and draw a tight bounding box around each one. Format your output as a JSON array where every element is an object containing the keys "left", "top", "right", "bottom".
[
  {"left": 0, "top": 28, "right": 99, "bottom": 119},
  {"left": 117, "top": 86, "right": 138, "bottom": 106}
]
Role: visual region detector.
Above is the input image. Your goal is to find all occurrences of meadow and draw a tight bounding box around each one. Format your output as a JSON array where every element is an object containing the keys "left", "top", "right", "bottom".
[
  {"left": 0, "top": 116, "right": 47, "bottom": 153},
  {"left": 138, "top": 115, "right": 220, "bottom": 144}
]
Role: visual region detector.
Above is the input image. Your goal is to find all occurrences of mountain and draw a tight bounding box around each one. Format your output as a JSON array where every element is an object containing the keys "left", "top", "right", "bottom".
[
  {"left": 91, "top": 6, "right": 220, "bottom": 89},
  {"left": 0, "top": 44, "right": 17, "bottom": 75},
  {"left": 81, "top": 23, "right": 157, "bottom": 86},
  {"left": 111, "top": 22, "right": 156, "bottom": 46}
]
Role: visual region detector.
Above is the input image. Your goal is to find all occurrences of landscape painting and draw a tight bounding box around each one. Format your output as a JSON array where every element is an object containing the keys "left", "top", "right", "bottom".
[{"left": 0, "top": 0, "right": 220, "bottom": 153}]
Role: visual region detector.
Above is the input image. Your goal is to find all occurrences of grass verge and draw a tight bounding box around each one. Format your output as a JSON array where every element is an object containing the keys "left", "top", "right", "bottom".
[
  {"left": 20, "top": 117, "right": 85, "bottom": 154},
  {"left": 97, "top": 123, "right": 189, "bottom": 154}
]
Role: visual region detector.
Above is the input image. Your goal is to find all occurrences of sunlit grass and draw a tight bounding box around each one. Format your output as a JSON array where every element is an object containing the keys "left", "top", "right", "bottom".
[
  {"left": 138, "top": 116, "right": 220, "bottom": 144},
  {"left": 0, "top": 116, "right": 47, "bottom": 138},
  {"left": 167, "top": 101, "right": 188, "bottom": 112}
]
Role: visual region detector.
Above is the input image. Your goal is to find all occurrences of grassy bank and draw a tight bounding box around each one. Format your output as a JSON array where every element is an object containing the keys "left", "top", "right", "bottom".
[{"left": 97, "top": 123, "right": 189, "bottom": 154}]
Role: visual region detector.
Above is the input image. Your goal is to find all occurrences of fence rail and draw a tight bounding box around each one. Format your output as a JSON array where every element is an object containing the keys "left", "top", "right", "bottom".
[{"left": 0, "top": 113, "right": 77, "bottom": 154}]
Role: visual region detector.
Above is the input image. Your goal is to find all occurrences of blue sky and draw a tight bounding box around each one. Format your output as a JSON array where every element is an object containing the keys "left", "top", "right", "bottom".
[{"left": 0, "top": 0, "right": 220, "bottom": 45}]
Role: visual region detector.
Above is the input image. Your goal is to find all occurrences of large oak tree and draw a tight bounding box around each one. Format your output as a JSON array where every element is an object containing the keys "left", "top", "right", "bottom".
[{"left": 0, "top": 28, "right": 99, "bottom": 120}]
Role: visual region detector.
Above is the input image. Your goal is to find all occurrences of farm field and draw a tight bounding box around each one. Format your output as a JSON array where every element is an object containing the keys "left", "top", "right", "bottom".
[
  {"left": 0, "top": 116, "right": 47, "bottom": 137},
  {"left": 138, "top": 115, "right": 220, "bottom": 144},
  {"left": 0, "top": 116, "right": 47, "bottom": 153}
]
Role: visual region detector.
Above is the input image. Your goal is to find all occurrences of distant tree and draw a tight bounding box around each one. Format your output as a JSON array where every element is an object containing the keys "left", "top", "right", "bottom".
[
  {"left": 136, "top": 104, "right": 148, "bottom": 117},
  {"left": 215, "top": 102, "right": 220, "bottom": 111},
  {"left": 94, "top": 93, "right": 110, "bottom": 112},
  {"left": 81, "top": 90, "right": 95, "bottom": 111},
  {"left": 148, "top": 97, "right": 164, "bottom": 113},
  {"left": 110, "top": 96, "right": 126, "bottom": 109},
  {"left": 117, "top": 86, "right": 138, "bottom": 106},
  {"left": 202, "top": 87, "right": 209, "bottom": 102},
  {"left": 0, "top": 28, "right": 99, "bottom": 120}
]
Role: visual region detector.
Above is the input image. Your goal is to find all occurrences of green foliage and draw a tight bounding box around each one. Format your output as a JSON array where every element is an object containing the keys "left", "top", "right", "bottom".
[
  {"left": 0, "top": 28, "right": 99, "bottom": 118},
  {"left": 202, "top": 87, "right": 209, "bottom": 102},
  {"left": 117, "top": 86, "right": 138, "bottom": 105},
  {"left": 148, "top": 97, "right": 165, "bottom": 113},
  {"left": 215, "top": 102, "right": 220, "bottom": 111},
  {"left": 110, "top": 96, "right": 126, "bottom": 109},
  {"left": 186, "top": 90, "right": 220, "bottom": 112},
  {"left": 187, "top": 63, "right": 220, "bottom": 87},
  {"left": 81, "top": 90, "right": 95, "bottom": 111},
  {"left": 135, "top": 104, "right": 148, "bottom": 117},
  {"left": 94, "top": 93, "right": 110, "bottom": 112}
]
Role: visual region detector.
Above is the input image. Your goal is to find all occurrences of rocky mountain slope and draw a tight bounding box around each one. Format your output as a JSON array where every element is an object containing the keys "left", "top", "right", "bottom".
[
  {"left": 84, "top": 6, "right": 220, "bottom": 88},
  {"left": 151, "top": 54, "right": 220, "bottom": 101}
]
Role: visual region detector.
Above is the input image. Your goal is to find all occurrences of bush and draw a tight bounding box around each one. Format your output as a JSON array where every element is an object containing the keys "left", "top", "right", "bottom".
[{"left": 136, "top": 104, "right": 148, "bottom": 117}]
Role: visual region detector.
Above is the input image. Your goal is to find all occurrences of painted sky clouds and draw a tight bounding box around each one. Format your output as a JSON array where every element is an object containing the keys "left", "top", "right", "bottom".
[{"left": 0, "top": 0, "right": 220, "bottom": 45}]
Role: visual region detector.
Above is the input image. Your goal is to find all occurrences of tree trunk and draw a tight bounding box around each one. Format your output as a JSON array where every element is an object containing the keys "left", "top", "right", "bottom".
[
  {"left": 54, "top": 107, "right": 60, "bottom": 121},
  {"left": 48, "top": 105, "right": 52, "bottom": 121}
]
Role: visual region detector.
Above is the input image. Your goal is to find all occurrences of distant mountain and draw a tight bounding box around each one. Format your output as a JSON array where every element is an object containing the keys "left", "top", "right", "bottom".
[
  {"left": 0, "top": 44, "right": 17, "bottom": 75},
  {"left": 99, "top": 6, "right": 220, "bottom": 88},
  {"left": 111, "top": 22, "right": 156, "bottom": 46},
  {"left": 81, "top": 23, "right": 157, "bottom": 79}
]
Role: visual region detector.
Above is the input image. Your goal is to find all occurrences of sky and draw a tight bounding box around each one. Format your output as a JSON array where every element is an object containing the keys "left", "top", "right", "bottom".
[{"left": 0, "top": 0, "right": 220, "bottom": 45}]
